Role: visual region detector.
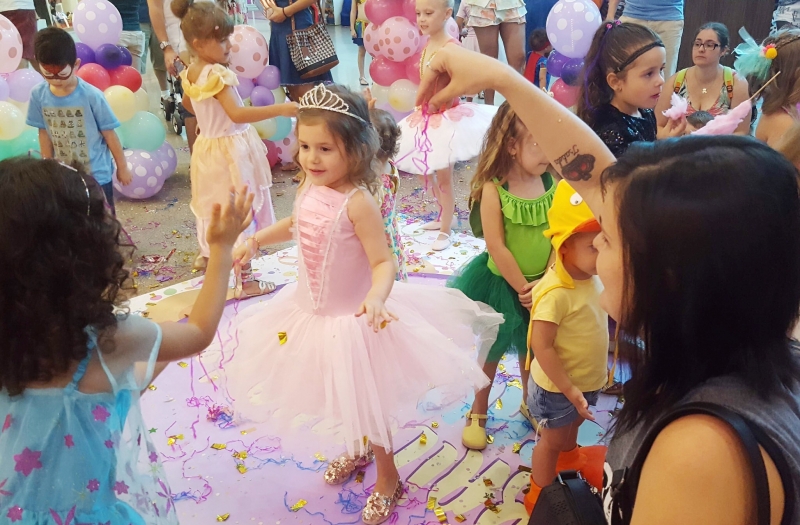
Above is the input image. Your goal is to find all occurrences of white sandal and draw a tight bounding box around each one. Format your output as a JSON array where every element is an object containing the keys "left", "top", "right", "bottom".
[{"left": 431, "top": 232, "right": 451, "bottom": 251}]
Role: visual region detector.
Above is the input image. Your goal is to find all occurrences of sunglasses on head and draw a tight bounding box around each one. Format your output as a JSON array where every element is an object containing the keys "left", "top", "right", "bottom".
[{"left": 39, "top": 64, "right": 74, "bottom": 80}]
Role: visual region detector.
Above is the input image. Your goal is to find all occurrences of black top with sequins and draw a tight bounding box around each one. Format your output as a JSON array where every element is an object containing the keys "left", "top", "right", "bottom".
[{"left": 590, "top": 104, "right": 657, "bottom": 159}]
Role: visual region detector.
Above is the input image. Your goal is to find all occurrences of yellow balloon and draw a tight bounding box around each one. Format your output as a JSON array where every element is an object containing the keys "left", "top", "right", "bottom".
[
  {"left": 104, "top": 86, "right": 137, "bottom": 122},
  {"left": 253, "top": 118, "right": 278, "bottom": 139},
  {"left": 0, "top": 101, "right": 25, "bottom": 140},
  {"left": 134, "top": 89, "right": 150, "bottom": 113},
  {"left": 272, "top": 87, "right": 286, "bottom": 104},
  {"left": 388, "top": 79, "right": 417, "bottom": 113},
  {"left": 371, "top": 83, "right": 390, "bottom": 105}
]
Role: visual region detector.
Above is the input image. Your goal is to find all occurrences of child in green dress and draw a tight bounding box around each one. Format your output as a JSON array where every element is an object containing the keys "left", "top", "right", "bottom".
[{"left": 448, "top": 102, "right": 556, "bottom": 450}]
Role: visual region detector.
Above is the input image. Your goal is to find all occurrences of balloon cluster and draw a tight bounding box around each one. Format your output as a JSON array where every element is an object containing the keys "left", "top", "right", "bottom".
[
  {"left": 545, "top": 0, "right": 602, "bottom": 107},
  {"left": 361, "top": 0, "right": 458, "bottom": 120},
  {"left": 0, "top": 15, "right": 45, "bottom": 159},
  {"left": 70, "top": 0, "right": 174, "bottom": 199}
]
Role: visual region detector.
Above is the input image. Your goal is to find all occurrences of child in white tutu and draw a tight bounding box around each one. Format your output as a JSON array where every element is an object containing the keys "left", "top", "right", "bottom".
[
  {"left": 395, "top": 0, "right": 497, "bottom": 251},
  {"left": 228, "top": 84, "right": 501, "bottom": 525}
]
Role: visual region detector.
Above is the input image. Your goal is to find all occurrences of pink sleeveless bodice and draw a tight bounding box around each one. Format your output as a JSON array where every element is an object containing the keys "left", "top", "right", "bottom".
[{"left": 294, "top": 185, "right": 372, "bottom": 316}]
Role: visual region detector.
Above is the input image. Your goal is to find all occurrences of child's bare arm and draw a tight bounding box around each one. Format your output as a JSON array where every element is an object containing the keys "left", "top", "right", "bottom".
[
  {"left": 38, "top": 129, "right": 54, "bottom": 158},
  {"left": 481, "top": 183, "right": 528, "bottom": 293},
  {"left": 101, "top": 129, "right": 131, "bottom": 185},
  {"left": 233, "top": 216, "right": 294, "bottom": 264},
  {"left": 215, "top": 85, "right": 298, "bottom": 124}
]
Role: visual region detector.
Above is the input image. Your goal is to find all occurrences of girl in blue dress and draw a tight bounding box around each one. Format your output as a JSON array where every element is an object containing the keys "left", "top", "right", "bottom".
[{"left": 0, "top": 158, "right": 253, "bottom": 525}]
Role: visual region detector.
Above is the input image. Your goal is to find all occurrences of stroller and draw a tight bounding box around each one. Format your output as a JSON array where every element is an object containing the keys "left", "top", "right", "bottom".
[{"left": 163, "top": 63, "right": 188, "bottom": 135}]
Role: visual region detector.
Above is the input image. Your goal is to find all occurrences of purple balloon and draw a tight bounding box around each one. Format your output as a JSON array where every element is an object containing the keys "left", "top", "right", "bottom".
[
  {"left": 0, "top": 76, "right": 9, "bottom": 102},
  {"left": 250, "top": 86, "right": 275, "bottom": 107},
  {"left": 545, "top": 0, "right": 601, "bottom": 59},
  {"left": 546, "top": 50, "right": 568, "bottom": 78},
  {"left": 155, "top": 141, "right": 178, "bottom": 178},
  {"left": 114, "top": 149, "right": 166, "bottom": 199},
  {"left": 75, "top": 42, "right": 96, "bottom": 65},
  {"left": 7, "top": 69, "right": 44, "bottom": 103},
  {"left": 255, "top": 65, "right": 281, "bottom": 90},
  {"left": 117, "top": 46, "right": 133, "bottom": 67},
  {"left": 236, "top": 76, "right": 254, "bottom": 99},
  {"left": 95, "top": 43, "right": 124, "bottom": 70},
  {"left": 561, "top": 58, "right": 584, "bottom": 86}
]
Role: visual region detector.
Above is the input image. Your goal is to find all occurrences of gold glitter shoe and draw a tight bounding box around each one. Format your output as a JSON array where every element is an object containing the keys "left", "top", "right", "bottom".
[
  {"left": 361, "top": 479, "right": 403, "bottom": 525},
  {"left": 323, "top": 448, "right": 375, "bottom": 485}
]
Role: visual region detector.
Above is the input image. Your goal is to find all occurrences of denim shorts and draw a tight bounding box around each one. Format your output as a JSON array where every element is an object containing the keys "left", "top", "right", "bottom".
[{"left": 527, "top": 381, "right": 600, "bottom": 429}]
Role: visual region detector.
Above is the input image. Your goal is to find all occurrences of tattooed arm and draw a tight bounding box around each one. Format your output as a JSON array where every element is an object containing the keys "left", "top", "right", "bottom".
[{"left": 416, "top": 45, "right": 614, "bottom": 214}]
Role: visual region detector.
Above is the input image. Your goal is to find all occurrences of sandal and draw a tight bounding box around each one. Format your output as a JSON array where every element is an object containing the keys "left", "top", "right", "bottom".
[
  {"left": 360, "top": 76, "right": 369, "bottom": 86},
  {"left": 323, "top": 447, "right": 375, "bottom": 485},
  {"left": 362, "top": 479, "right": 403, "bottom": 525},
  {"left": 233, "top": 262, "right": 276, "bottom": 300},
  {"left": 519, "top": 402, "right": 540, "bottom": 431},
  {"left": 431, "top": 232, "right": 451, "bottom": 251},
  {"left": 461, "top": 411, "right": 488, "bottom": 450},
  {"left": 420, "top": 220, "right": 441, "bottom": 231},
  {"left": 192, "top": 254, "right": 208, "bottom": 271}
]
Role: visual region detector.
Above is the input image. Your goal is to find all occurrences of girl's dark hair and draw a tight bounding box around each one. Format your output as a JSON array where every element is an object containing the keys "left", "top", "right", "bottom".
[
  {"left": 695, "top": 22, "right": 729, "bottom": 49},
  {"left": 369, "top": 108, "right": 400, "bottom": 163},
  {"left": 0, "top": 158, "right": 133, "bottom": 396},
  {"left": 601, "top": 136, "right": 800, "bottom": 431},
  {"left": 577, "top": 23, "right": 662, "bottom": 127},
  {"left": 172, "top": 0, "right": 235, "bottom": 48},
  {"left": 296, "top": 85, "right": 381, "bottom": 194}
]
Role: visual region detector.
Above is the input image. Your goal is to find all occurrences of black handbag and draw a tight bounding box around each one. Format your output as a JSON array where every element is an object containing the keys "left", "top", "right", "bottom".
[
  {"left": 528, "top": 470, "right": 606, "bottom": 525},
  {"left": 285, "top": 0, "right": 339, "bottom": 79}
]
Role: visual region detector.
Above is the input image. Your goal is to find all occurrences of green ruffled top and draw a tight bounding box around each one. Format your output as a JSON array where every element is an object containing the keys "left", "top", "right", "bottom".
[{"left": 487, "top": 173, "right": 555, "bottom": 280}]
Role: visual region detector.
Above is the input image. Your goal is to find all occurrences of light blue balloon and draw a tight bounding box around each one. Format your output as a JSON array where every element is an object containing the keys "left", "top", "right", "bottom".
[
  {"left": 0, "top": 127, "right": 40, "bottom": 160},
  {"left": 270, "top": 116, "right": 293, "bottom": 142},
  {"left": 119, "top": 111, "right": 167, "bottom": 151}
]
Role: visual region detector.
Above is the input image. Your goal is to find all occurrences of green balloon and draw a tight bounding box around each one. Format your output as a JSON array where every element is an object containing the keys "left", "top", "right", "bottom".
[
  {"left": 0, "top": 127, "right": 40, "bottom": 160},
  {"left": 119, "top": 111, "right": 167, "bottom": 152}
]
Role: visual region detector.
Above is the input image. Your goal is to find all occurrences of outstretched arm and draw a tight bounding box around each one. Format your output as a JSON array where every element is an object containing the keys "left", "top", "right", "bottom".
[
  {"left": 215, "top": 86, "right": 298, "bottom": 124},
  {"left": 416, "top": 45, "right": 615, "bottom": 215}
]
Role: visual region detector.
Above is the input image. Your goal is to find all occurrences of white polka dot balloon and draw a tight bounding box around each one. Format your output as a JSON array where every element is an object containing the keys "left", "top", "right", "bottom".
[
  {"left": 114, "top": 149, "right": 167, "bottom": 199},
  {"left": 0, "top": 14, "right": 22, "bottom": 73},
  {"left": 73, "top": 0, "right": 123, "bottom": 51},
  {"left": 545, "top": 0, "right": 601, "bottom": 59},
  {"left": 155, "top": 142, "right": 178, "bottom": 179},
  {"left": 229, "top": 25, "right": 269, "bottom": 78}
]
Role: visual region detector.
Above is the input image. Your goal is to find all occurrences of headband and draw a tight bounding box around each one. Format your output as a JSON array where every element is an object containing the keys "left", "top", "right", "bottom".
[{"left": 614, "top": 41, "right": 665, "bottom": 73}]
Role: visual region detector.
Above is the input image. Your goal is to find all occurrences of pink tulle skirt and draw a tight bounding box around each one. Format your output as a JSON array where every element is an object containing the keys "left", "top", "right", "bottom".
[{"left": 217, "top": 282, "right": 501, "bottom": 458}]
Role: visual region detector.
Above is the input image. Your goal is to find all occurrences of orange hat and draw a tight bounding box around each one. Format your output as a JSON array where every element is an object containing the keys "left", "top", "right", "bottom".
[{"left": 543, "top": 180, "right": 600, "bottom": 287}]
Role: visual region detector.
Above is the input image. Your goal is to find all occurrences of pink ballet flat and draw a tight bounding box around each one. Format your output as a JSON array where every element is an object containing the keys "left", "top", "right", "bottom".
[
  {"left": 323, "top": 448, "right": 375, "bottom": 485},
  {"left": 361, "top": 479, "right": 403, "bottom": 525}
]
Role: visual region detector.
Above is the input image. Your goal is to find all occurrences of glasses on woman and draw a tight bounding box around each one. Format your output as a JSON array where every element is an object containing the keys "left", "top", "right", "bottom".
[{"left": 693, "top": 41, "right": 720, "bottom": 51}]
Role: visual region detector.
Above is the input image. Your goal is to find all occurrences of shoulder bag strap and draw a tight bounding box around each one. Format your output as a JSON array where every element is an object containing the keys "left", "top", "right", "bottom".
[
  {"left": 674, "top": 68, "right": 687, "bottom": 94},
  {"left": 618, "top": 402, "right": 789, "bottom": 525},
  {"left": 287, "top": 0, "right": 296, "bottom": 32},
  {"left": 724, "top": 66, "right": 735, "bottom": 96}
]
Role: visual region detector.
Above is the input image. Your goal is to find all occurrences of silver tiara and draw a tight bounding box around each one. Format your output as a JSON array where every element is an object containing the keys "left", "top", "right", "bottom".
[{"left": 299, "top": 84, "right": 367, "bottom": 123}]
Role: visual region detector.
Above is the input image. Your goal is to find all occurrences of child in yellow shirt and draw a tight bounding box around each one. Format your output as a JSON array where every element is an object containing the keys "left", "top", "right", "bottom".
[{"left": 523, "top": 180, "right": 609, "bottom": 513}]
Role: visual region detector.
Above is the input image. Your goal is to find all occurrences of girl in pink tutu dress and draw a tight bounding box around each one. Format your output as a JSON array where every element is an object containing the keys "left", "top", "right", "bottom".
[
  {"left": 173, "top": 0, "right": 297, "bottom": 296},
  {"left": 229, "top": 84, "right": 502, "bottom": 525},
  {"left": 394, "top": 0, "right": 497, "bottom": 251}
]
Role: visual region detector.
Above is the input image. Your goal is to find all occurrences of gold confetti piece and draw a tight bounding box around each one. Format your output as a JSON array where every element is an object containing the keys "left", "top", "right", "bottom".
[
  {"left": 498, "top": 364, "right": 506, "bottom": 372},
  {"left": 512, "top": 443, "right": 522, "bottom": 454},
  {"left": 314, "top": 453, "right": 327, "bottom": 462},
  {"left": 379, "top": 320, "right": 387, "bottom": 329},
  {"left": 486, "top": 435, "right": 494, "bottom": 444},
  {"left": 517, "top": 465, "right": 532, "bottom": 473},
  {"left": 427, "top": 497, "right": 437, "bottom": 511},
  {"left": 431, "top": 421, "right": 439, "bottom": 428},
  {"left": 419, "top": 432, "right": 427, "bottom": 445},
  {"left": 172, "top": 230, "right": 178, "bottom": 235},
  {"left": 455, "top": 515, "right": 466, "bottom": 523},
  {"left": 211, "top": 443, "right": 227, "bottom": 450},
  {"left": 216, "top": 513, "right": 230, "bottom": 522},
  {"left": 178, "top": 361, "right": 188, "bottom": 368},
  {"left": 290, "top": 500, "right": 307, "bottom": 512},
  {"left": 508, "top": 379, "right": 523, "bottom": 389},
  {"left": 434, "top": 507, "right": 447, "bottom": 524},
  {"left": 355, "top": 470, "right": 365, "bottom": 483},
  {"left": 236, "top": 464, "right": 247, "bottom": 474},
  {"left": 240, "top": 427, "right": 256, "bottom": 435},
  {"left": 483, "top": 477, "right": 494, "bottom": 487},
  {"left": 232, "top": 451, "right": 248, "bottom": 459},
  {"left": 278, "top": 332, "right": 288, "bottom": 345},
  {"left": 147, "top": 384, "right": 157, "bottom": 391},
  {"left": 495, "top": 399, "right": 503, "bottom": 410},
  {"left": 145, "top": 302, "right": 157, "bottom": 306}
]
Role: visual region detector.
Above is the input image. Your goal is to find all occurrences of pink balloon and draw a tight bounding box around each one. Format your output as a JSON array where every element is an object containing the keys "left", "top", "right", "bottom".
[
  {"left": 229, "top": 25, "right": 269, "bottom": 78},
  {"left": 446, "top": 18, "right": 460, "bottom": 40},
  {"left": 551, "top": 78, "right": 580, "bottom": 107},
  {"left": 378, "top": 16, "right": 420, "bottom": 63},
  {"left": 405, "top": 50, "right": 422, "bottom": 84},
  {"left": 263, "top": 139, "right": 279, "bottom": 167},
  {"left": 364, "top": 0, "right": 404, "bottom": 26},
  {"left": 0, "top": 15, "right": 22, "bottom": 73},
  {"left": 274, "top": 130, "right": 296, "bottom": 164},
  {"left": 401, "top": 0, "right": 416, "bottom": 21},
  {"left": 363, "top": 21, "right": 383, "bottom": 58},
  {"left": 369, "top": 56, "right": 407, "bottom": 87}
]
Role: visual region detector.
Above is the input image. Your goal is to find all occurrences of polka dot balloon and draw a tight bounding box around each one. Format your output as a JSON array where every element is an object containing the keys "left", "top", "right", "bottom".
[
  {"left": 363, "top": 21, "right": 383, "bottom": 58},
  {"left": 155, "top": 141, "right": 178, "bottom": 179},
  {"left": 73, "top": 0, "right": 123, "bottom": 52},
  {"left": 272, "top": 125, "right": 296, "bottom": 164},
  {"left": 377, "top": 16, "right": 420, "bottom": 63},
  {"left": 229, "top": 25, "right": 269, "bottom": 79},
  {"left": 545, "top": 0, "right": 601, "bottom": 59},
  {"left": 114, "top": 149, "right": 166, "bottom": 199},
  {"left": 0, "top": 14, "right": 22, "bottom": 74}
]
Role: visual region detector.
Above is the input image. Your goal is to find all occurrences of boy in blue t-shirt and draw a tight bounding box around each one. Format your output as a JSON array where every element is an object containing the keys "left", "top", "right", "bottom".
[{"left": 27, "top": 28, "right": 131, "bottom": 216}]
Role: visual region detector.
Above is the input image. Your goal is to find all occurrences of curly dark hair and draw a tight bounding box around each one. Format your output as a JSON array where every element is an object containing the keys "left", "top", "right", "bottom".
[
  {"left": 0, "top": 158, "right": 133, "bottom": 396},
  {"left": 369, "top": 108, "right": 401, "bottom": 163}
]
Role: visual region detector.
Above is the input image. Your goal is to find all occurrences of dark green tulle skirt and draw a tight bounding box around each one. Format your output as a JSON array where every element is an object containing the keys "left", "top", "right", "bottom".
[{"left": 448, "top": 252, "right": 530, "bottom": 363}]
